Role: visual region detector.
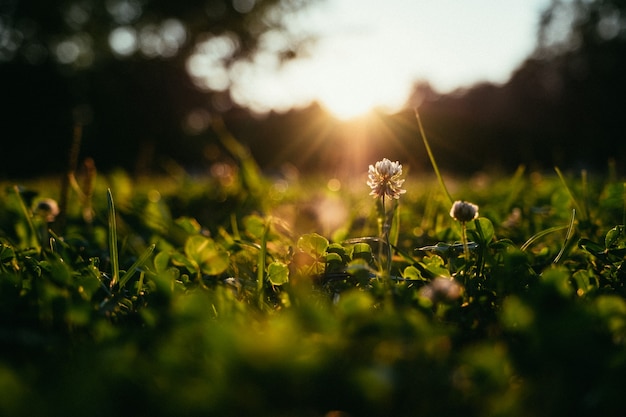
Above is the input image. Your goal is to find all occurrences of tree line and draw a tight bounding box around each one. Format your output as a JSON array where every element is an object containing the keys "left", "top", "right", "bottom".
[{"left": 1, "top": 0, "right": 625, "bottom": 178}]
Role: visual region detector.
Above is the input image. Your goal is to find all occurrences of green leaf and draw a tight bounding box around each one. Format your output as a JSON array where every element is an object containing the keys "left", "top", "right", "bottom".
[
  {"left": 154, "top": 251, "right": 171, "bottom": 274},
  {"left": 40, "top": 256, "right": 72, "bottom": 286},
  {"left": 467, "top": 217, "right": 494, "bottom": 244},
  {"left": 324, "top": 252, "right": 344, "bottom": 273},
  {"left": 0, "top": 244, "right": 15, "bottom": 264},
  {"left": 345, "top": 259, "right": 375, "bottom": 285},
  {"left": 243, "top": 214, "right": 266, "bottom": 239},
  {"left": 324, "top": 252, "right": 343, "bottom": 263},
  {"left": 297, "top": 233, "right": 329, "bottom": 258},
  {"left": 578, "top": 238, "right": 607, "bottom": 260},
  {"left": 174, "top": 217, "right": 202, "bottom": 235},
  {"left": 326, "top": 242, "right": 350, "bottom": 263},
  {"left": 572, "top": 269, "right": 597, "bottom": 296},
  {"left": 605, "top": 225, "right": 625, "bottom": 249},
  {"left": 402, "top": 265, "right": 426, "bottom": 281},
  {"left": 267, "top": 261, "right": 289, "bottom": 286},
  {"left": 352, "top": 242, "right": 373, "bottom": 263},
  {"left": 170, "top": 251, "right": 197, "bottom": 272},
  {"left": 184, "top": 235, "right": 230, "bottom": 276},
  {"left": 422, "top": 255, "right": 450, "bottom": 277}
]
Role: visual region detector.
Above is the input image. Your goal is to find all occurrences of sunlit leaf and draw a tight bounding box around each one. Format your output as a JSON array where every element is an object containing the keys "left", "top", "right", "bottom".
[
  {"left": 243, "top": 214, "right": 266, "bottom": 239},
  {"left": 422, "top": 255, "right": 450, "bottom": 277},
  {"left": 154, "top": 251, "right": 171, "bottom": 274},
  {"left": 170, "top": 251, "right": 197, "bottom": 272},
  {"left": 352, "top": 242, "right": 372, "bottom": 263},
  {"left": 174, "top": 217, "right": 202, "bottom": 235},
  {"left": 297, "top": 233, "right": 329, "bottom": 258},
  {"left": 267, "top": 261, "right": 289, "bottom": 286},
  {"left": 184, "top": 235, "right": 230, "bottom": 276},
  {"left": 402, "top": 265, "right": 426, "bottom": 281},
  {"left": 324, "top": 252, "right": 344, "bottom": 273},
  {"left": 326, "top": 242, "right": 349, "bottom": 263}
]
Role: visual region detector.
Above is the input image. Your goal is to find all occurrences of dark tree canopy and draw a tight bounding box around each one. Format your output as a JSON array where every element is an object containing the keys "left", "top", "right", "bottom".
[
  {"left": 1, "top": 0, "right": 312, "bottom": 66},
  {"left": 510, "top": 0, "right": 626, "bottom": 171},
  {"left": 0, "top": 0, "right": 316, "bottom": 177},
  {"left": 1, "top": 0, "right": 625, "bottom": 178}
]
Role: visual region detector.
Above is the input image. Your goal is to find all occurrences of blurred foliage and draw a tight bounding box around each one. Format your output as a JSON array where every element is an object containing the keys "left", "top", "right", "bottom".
[
  {"left": 1, "top": 146, "right": 626, "bottom": 415},
  {"left": 0, "top": 0, "right": 317, "bottom": 176}
]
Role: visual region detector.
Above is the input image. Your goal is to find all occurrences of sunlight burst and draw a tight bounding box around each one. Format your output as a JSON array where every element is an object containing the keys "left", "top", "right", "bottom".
[{"left": 308, "top": 48, "right": 410, "bottom": 120}]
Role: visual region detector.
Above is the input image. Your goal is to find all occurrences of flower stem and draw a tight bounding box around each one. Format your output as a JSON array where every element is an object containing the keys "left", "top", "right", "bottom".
[
  {"left": 461, "top": 221, "right": 470, "bottom": 262},
  {"left": 379, "top": 195, "right": 389, "bottom": 275}
]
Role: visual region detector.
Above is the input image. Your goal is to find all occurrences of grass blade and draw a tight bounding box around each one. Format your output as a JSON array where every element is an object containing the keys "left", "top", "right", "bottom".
[
  {"left": 520, "top": 225, "right": 569, "bottom": 252},
  {"left": 257, "top": 218, "right": 271, "bottom": 309},
  {"left": 555, "top": 166, "right": 585, "bottom": 221},
  {"left": 107, "top": 188, "right": 120, "bottom": 289},
  {"left": 623, "top": 182, "right": 626, "bottom": 229},
  {"left": 13, "top": 185, "right": 41, "bottom": 251},
  {"left": 414, "top": 110, "right": 453, "bottom": 206},
  {"left": 553, "top": 209, "right": 576, "bottom": 264},
  {"left": 118, "top": 244, "right": 156, "bottom": 289}
]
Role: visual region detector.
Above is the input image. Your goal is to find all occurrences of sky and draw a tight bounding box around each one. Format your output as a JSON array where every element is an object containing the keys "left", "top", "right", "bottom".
[{"left": 227, "top": 0, "right": 551, "bottom": 119}]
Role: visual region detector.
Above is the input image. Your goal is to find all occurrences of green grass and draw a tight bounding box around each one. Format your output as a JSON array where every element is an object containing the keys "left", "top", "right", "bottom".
[{"left": 1, "top": 152, "right": 626, "bottom": 416}]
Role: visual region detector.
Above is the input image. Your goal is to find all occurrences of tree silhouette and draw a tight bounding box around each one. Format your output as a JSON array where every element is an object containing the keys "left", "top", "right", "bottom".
[
  {"left": 0, "top": 0, "right": 316, "bottom": 177},
  {"left": 398, "top": 0, "right": 626, "bottom": 174}
]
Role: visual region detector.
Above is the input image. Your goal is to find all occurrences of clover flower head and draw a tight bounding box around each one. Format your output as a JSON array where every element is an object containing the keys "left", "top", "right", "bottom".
[
  {"left": 367, "top": 158, "right": 406, "bottom": 199},
  {"left": 450, "top": 200, "right": 479, "bottom": 223},
  {"left": 35, "top": 198, "right": 60, "bottom": 223},
  {"left": 419, "top": 277, "right": 463, "bottom": 304}
]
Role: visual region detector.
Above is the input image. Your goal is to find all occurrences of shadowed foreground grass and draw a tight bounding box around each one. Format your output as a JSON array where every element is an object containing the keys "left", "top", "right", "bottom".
[{"left": 1, "top": 162, "right": 626, "bottom": 417}]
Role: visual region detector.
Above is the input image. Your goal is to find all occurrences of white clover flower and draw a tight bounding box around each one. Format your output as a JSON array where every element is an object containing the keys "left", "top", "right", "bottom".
[
  {"left": 419, "top": 277, "right": 463, "bottom": 304},
  {"left": 35, "top": 198, "right": 60, "bottom": 223},
  {"left": 450, "top": 200, "right": 479, "bottom": 223},
  {"left": 367, "top": 158, "right": 406, "bottom": 199}
]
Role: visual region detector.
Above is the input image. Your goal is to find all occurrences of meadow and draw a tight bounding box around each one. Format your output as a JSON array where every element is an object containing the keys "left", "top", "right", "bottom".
[{"left": 1, "top": 124, "right": 625, "bottom": 417}]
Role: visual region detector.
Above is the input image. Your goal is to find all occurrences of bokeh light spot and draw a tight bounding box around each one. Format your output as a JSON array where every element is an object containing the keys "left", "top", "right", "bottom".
[
  {"left": 233, "top": 0, "right": 255, "bottom": 14},
  {"left": 106, "top": 0, "right": 143, "bottom": 24},
  {"left": 63, "top": 3, "right": 91, "bottom": 29},
  {"left": 183, "top": 109, "right": 212, "bottom": 135},
  {"left": 186, "top": 33, "right": 239, "bottom": 91},
  {"left": 55, "top": 39, "right": 80, "bottom": 63},
  {"left": 147, "top": 189, "right": 161, "bottom": 203},
  {"left": 327, "top": 178, "right": 341, "bottom": 192},
  {"left": 109, "top": 26, "right": 137, "bottom": 56}
]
